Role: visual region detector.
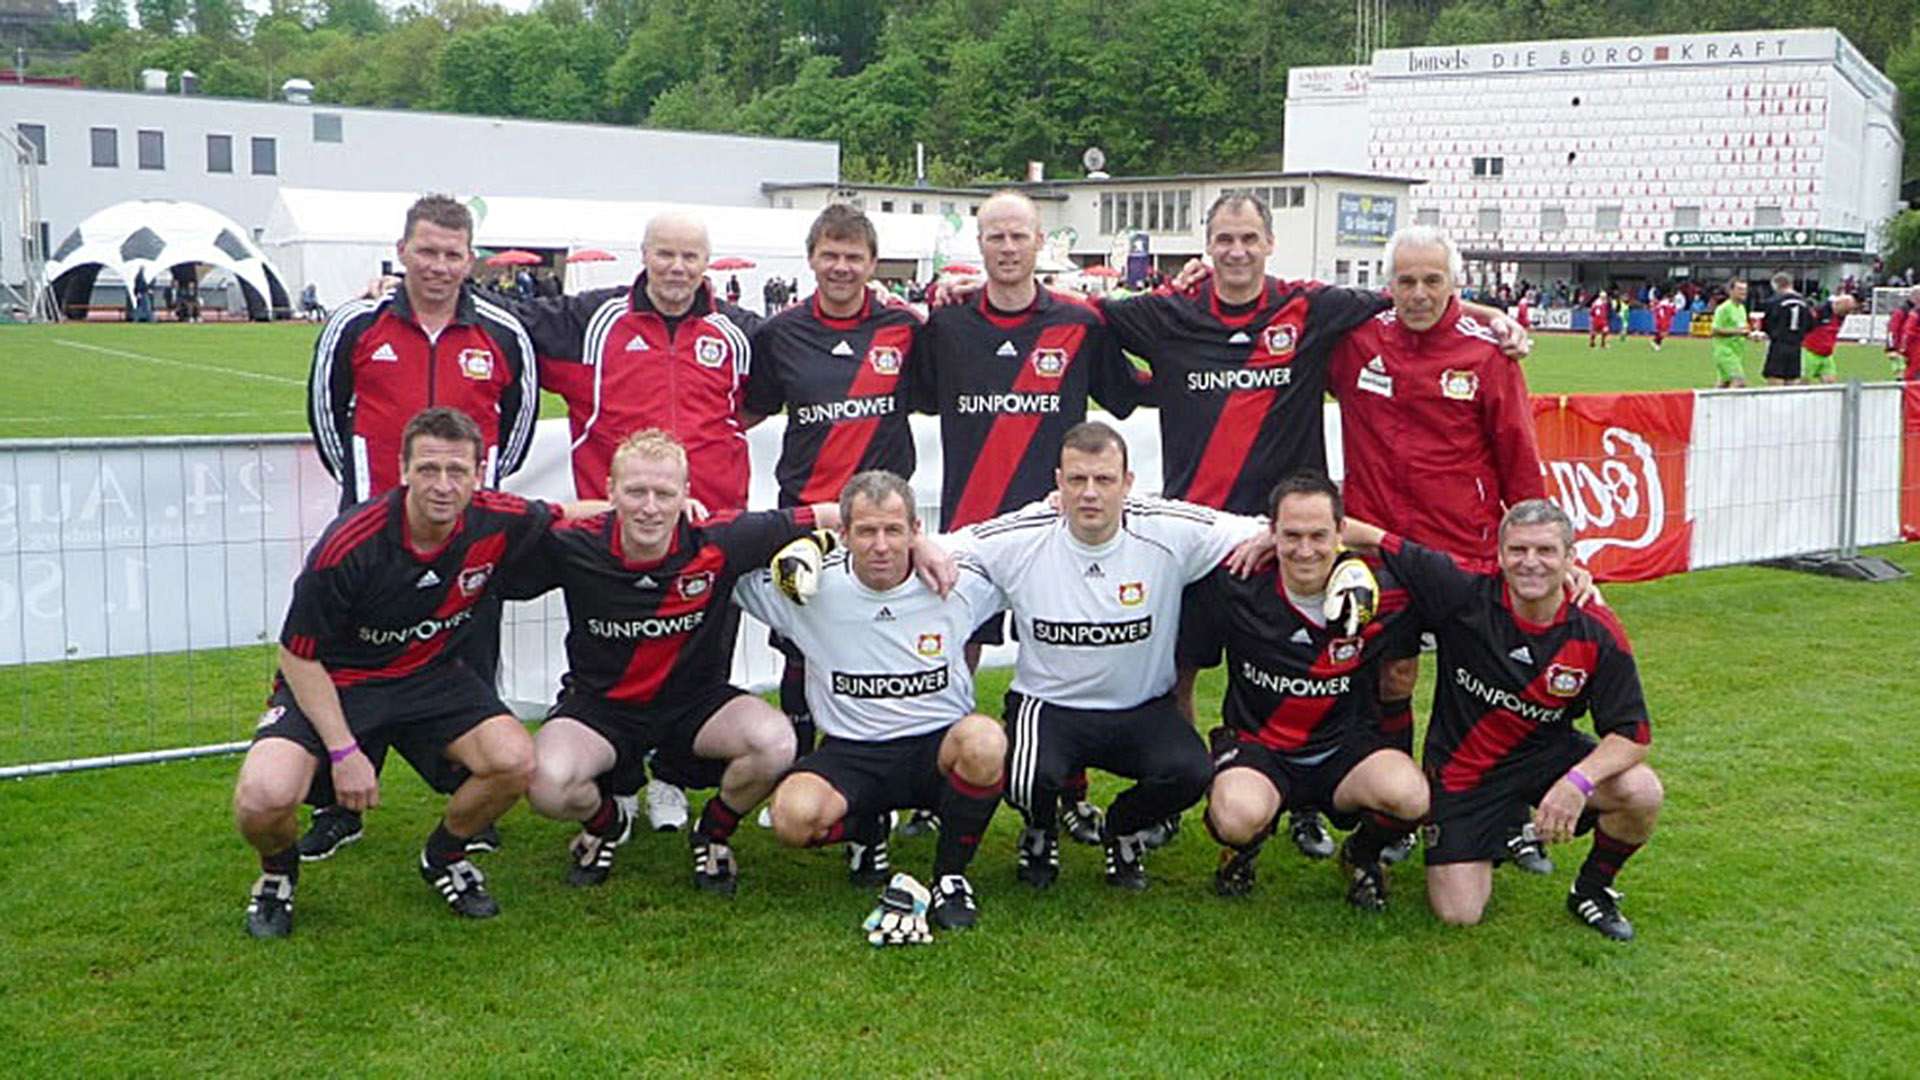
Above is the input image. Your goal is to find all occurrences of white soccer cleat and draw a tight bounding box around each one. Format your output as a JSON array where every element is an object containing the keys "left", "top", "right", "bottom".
[{"left": 644, "top": 781, "right": 688, "bottom": 833}]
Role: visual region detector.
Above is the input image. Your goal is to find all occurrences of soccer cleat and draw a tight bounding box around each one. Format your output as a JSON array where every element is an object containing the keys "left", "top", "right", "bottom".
[
  {"left": 1568, "top": 882, "right": 1635, "bottom": 942},
  {"left": 1060, "top": 798, "right": 1104, "bottom": 846},
  {"left": 1103, "top": 830, "right": 1148, "bottom": 891},
  {"left": 847, "top": 823, "right": 893, "bottom": 888},
  {"left": 1015, "top": 827, "right": 1060, "bottom": 890},
  {"left": 418, "top": 854, "right": 500, "bottom": 919},
  {"left": 1338, "top": 836, "right": 1389, "bottom": 912},
  {"left": 1289, "top": 809, "right": 1335, "bottom": 860},
  {"left": 297, "top": 807, "right": 364, "bottom": 862},
  {"left": 566, "top": 800, "right": 633, "bottom": 888},
  {"left": 897, "top": 808, "right": 941, "bottom": 838},
  {"left": 465, "top": 825, "right": 503, "bottom": 855},
  {"left": 930, "top": 874, "right": 979, "bottom": 930},
  {"left": 645, "top": 780, "right": 689, "bottom": 833},
  {"left": 1214, "top": 846, "right": 1260, "bottom": 898},
  {"left": 1502, "top": 827, "right": 1555, "bottom": 875},
  {"left": 691, "top": 837, "right": 738, "bottom": 897},
  {"left": 1140, "top": 813, "right": 1182, "bottom": 851},
  {"left": 244, "top": 872, "right": 295, "bottom": 939},
  {"left": 1380, "top": 831, "right": 1417, "bottom": 866}
]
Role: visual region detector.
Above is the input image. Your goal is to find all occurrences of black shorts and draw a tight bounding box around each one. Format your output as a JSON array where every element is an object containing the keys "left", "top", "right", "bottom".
[
  {"left": 791, "top": 729, "right": 950, "bottom": 819},
  {"left": 1423, "top": 731, "right": 1598, "bottom": 865},
  {"left": 1763, "top": 347, "right": 1802, "bottom": 380},
  {"left": 1173, "top": 581, "right": 1220, "bottom": 670},
  {"left": 967, "top": 610, "right": 1010, "bottom": 648},
  {"left": 1209, "top": 729, "right": 1384, "bottom": 817},
  {"left": 547, "top": 682, "right": 749, "bottom": 794},
  {"left": 1002, "top": 689, "right": 1212, "bottom": 833},
  {"left": 253, "top": 662, "right": 506, "bottom": 804}
]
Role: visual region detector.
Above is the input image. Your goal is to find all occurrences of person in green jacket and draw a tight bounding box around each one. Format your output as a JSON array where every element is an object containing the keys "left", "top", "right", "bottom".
[{"left": 1710, "top": 280, "right": 1762, "bottom": 388}]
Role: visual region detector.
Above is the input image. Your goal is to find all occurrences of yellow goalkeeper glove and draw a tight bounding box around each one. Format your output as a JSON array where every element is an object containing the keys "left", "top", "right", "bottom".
[{"left": 771, "top": 529, "right": 841, "bottom": 604}]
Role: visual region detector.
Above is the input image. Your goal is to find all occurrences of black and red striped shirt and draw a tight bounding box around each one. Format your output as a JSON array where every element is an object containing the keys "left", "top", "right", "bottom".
[
  {"left": 744, "top": 293, "right": 922, "bottom": 507},
  {"left": 498, "top": 508, "right": 813, "bottom": 708},
  {"left": 1378, "top": 534, "right": 1650, "bottom": 797},
  {"left": 1183, "top": 558, "right": 1414, "bottom": 758},
  {"left": 912, "top": 288, "right": 1138, "bottom": 530},
  {"left": 1102, "top": 279, "right": 1385, "bottom": 513},
  {"left": 279, "top": 488, "right": 553, "bottom": 687}
]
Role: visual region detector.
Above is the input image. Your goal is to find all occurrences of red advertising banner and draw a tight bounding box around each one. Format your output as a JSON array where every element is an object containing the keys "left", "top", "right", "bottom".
[
  {"left": 1531, "top": 391, "right": 1694, "bottom": 582},
  {"left": 1902, "top": 383, "right": 1920, "bottom": 542}
]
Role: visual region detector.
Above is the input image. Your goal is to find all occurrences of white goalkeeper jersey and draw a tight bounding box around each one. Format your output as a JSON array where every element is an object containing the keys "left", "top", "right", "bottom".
[
  {"left": 951, "top": 497, "right": 1263, "bottom": 710},
  {"left": 734, "top": 552, "right": 1004, "bottom": 741}
]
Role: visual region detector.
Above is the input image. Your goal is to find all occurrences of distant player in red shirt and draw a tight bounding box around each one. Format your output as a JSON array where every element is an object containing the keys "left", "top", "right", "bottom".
[
  {"left": 1514, "top": 293, "right": 1531, "bottom": 330},
  {"left": 1587, "top": 290, "right": 1611, "bottom": 349},
  {"left": 1798, "top": 294, "right": 1855, "bottom": 385},
  {"left": 1650, "top": 292, "right": 1677, "bottom": 351}
]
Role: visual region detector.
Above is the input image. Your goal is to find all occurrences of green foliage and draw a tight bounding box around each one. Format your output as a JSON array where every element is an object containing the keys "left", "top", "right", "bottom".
[
  {"left": 89, "top": 0, "right": 132, "bottom": 32},
  {"left": 1879, "top": 208, "right": 1920, "bottom": 279}
]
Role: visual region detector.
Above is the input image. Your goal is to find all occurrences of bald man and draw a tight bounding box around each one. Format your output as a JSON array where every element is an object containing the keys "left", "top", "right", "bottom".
[{"left": 496, "top": 212, "right": 760, "bottom": 511}]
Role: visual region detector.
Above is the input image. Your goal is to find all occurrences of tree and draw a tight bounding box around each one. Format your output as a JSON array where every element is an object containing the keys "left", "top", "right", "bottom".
[
  {"left": 135, "top": 0, "right": 187, "bottom": 34},
  {"left": 321, "top": 0, "right": 388, "bottom": 35},
  {"left": 1887, "top": 26, "right": 1920, "bottom": 181},
  {"left": 1879, "top": 209, "right": 1920, "bottom": 278},
  {"left": 192, "top": 0, "right": 240, "bottom": 40},
  {"left": 89, "top": 0, "right": 130, "bottom": 33}
]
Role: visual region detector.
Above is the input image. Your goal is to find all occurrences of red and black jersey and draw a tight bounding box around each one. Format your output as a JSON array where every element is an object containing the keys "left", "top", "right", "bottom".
[
  {"left": 496, "top": 275, "right": 758, "bottom": 510},
  {"left": 309, "top": 283, "right": 538, "bottom": 510},
  {"left": 498, "top": 507, "right": 814, "bottom": 708},
  {"left": 912, "top": 288, "right": 1140, "bottom": 530},
  {"left": 744, "top": 293, "right": 922, "bottom": 507},
  {"left": 1378, "top": 534, "right": 1650, "bottom": 797},
  {"left": 1102, "top": 279, "right": 1386, "bottom": 513},
  {"left": 1183, "top": 559, "right": 1413, "bottom": 758},
  {"left": 279, "top": 488, "right": 553, "bottom": 688},
  {"left": 1801, "top": 301, "right": 1843, "bottom": 357}
]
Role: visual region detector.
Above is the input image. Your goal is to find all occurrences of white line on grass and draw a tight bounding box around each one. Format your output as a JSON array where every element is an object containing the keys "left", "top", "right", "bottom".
[
  {"left": 0, "top": 411, "right": 303, "bottom": 423},
  {"left": 51, "top": 338, "right": 306, "bottom": 387}
]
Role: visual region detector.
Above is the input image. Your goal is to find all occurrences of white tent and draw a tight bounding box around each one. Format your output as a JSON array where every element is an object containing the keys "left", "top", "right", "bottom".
[
  {"left": 44, "top": 199, "right": 289, "bottom": 318},
  {"left": 262, "top": 188, "right": 979, "bottom": 310}
]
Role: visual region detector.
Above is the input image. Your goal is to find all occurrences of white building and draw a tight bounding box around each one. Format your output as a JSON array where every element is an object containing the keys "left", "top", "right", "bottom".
[
  {"left": 1285, "top": 28, "right": 1902, "bottom": 289},
  {"left": 1, "top": 82, "right": 837, "bottom": 295}
]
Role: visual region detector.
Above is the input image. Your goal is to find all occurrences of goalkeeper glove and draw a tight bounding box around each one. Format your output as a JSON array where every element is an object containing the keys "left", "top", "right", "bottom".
[
  {"left": 862, "top": 872, "right": 933, "bottom": 947},
  {"left": 772, "top": 529, "right": 841, "bottom": 604},
  {"left": 1324, "top": 549, "right": 1379, "bottom": 638}
]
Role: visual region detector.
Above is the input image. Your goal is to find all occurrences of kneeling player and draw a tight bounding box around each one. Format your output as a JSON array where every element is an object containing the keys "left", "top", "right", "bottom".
[
  {"left": 1187, "top": 473, "right": 1428, "bottom": 910},
  {"left": 233, "top": 408, "right": 556, "bottom": 938},
  {"left": 742, "top": 471, "right": 1007, "bottom": 928},
  {"left": 504, "top": 430, "right": 843, "bottom": 897},
  {"left": 1346, "top": 501, "right": 1664, "bottom": 941}
]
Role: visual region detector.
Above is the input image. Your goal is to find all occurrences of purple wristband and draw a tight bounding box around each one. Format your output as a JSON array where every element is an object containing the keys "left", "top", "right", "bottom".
[
  {"left": 1564, "top": 768, "right": 1595, "bottom": 797},
  {"left": 328, "top": 741, "right": 360, "bottom": 765}
]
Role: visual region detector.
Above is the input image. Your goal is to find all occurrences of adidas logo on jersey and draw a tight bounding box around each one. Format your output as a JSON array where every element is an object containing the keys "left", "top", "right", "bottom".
[
  {"left": 1227, "top": 331, "right": 1251, "bottom": 345},
  {"left": 1084, "top": 562, "right": 1105, "bottom": 578},
  {"left": 1508, "top": 645, "right": 1533, "bottom": 663},
  {"left": 636, "top": 575, "right": 659, "bottom": 589},
  {"left": 624, "top": 336, "right": 649, "bottom": 352},
  {"left": 875, "top": 606, "right": 896, "bottom": 622},
  {"left": 831, "top": 340, "right": 855, "bottom": 357},
  {"left": 996, "top": 341, "right": 1018, "bottom": 358},
  {"left": 1367, "top": 356, "right": 1387, "bottom": 372},
  {"left": 371, "top": 343, "right": 400, "bottom": 362},
  {"left": 416, "top": 569, "right": 441, "bottom": 589},
  {"left": 1290, "top": 628, "right": 1313, "bottom": 645}
]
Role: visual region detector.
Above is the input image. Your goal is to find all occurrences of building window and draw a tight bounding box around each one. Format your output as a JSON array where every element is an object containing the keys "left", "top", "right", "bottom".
[
  {"left": 1478, "top": 207, "right": 1501, "bottom": 233},
  {"left": 1472, "top": 156, "right": 1504, "bottom": 177},
  {"left": 1541, "top": 207, "right": 1567, "bottom": 233},
  {"left": 1416, "top": 208, "right": 1440, "bottom": 227},
  {"left": 313, "top": 113, "right": 343, "bottom": 143},
  {"left": 880, "top": 200, "right": 894, "bottom": 213},
  {"left": 1178, "top": 189, "right": 1193, "bottom": 231},
  {"left": 1596, "top": 205, "right": 1622, "bottom": 232},
  {"left": 1147, "top": 192, "right": 1161, "bottom": 231},
  {"left": 1674, "top": 206, "right": 1700, "bottom": 228},
  {"left": 250, "top": 136, "right": 277, "bottom": 176},
  {"left": 17, "top": 123, "right": 46, "bottom": 164},
  {"left": 1100, "top": 193, "right": 1114, "bottom": 235},
  {"left": 206, "top": 134, "right": 233, "bottom": 173},
  {"left": 779, "top": 196, "right": 794, "bottom": 209},
  {"left": 1356, "top": 261, "right": 1372, "bottom": 288},
  {"left": 90, "top": 127, "right": 117, "bottom": 168},
  {"left": 137, "top": 129, "right": 165, "bottom": 170},
  {"left": 31, "top": 220, "right": 50, "bottom": 260},
  {"left": 910, "top": 201, "right": 924, "bottom": 215},
  {"left": 1335, "top": 258, "right": 1352, "bottom": 284},
  {"left": 1755, "top": 205, "right": 1783, "bottom": 227}
]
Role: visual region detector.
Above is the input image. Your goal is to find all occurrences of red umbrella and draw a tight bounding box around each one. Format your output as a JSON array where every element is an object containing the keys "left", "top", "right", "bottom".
[
  {"left": 484, "top": 249, "right": 542, "bottom": 267},
  {"left": 567, "top": 248, "right": 615, "bottom": 263},
  {"left": 941, "top": 262, "right": 982, "bottom": 275},
  {"left": 1081, "top": 265, "right": 1122, "bottom": 278},
  {"left": 710, "top": 256, "right": 756, "bottom": 270}
]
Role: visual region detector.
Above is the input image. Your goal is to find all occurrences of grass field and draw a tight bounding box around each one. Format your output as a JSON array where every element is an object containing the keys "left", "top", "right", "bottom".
[{"left": 1, "top": 319, "right": 1917, "bottom": 1074}]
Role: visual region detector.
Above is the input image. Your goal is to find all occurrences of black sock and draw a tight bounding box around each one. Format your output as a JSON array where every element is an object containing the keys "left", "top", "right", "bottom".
[
  {"left": 584, "top": 796, "right": 622, "bottom": 838},
  {"left": 1347, "top": 812, "right": 1415, "bottom": 865},
  {"left": 1577, "top": 825, "right": 1643, "bottom": 891},
  {"left": 934, "top": 772, "right": 1005, "bottom": 877},
  {"left": 1378, "top": 698, "right": 1414, "bottom": 756},
  {"left": 694, "top": 796, "right": 745, "bottom": 844},
  {"left": 1060, "top": 770, "right": 1089, "bottom": 806},
  {"left": 425, "top": 822, "right": 472, "bottom": 867},
  {"left": 317, "top": 804, "right": 361, "bottom": 822},
  {"left": 792, "top": 714, "right": 816, "bottom": 758},
  {"left": 261, "top": 845, "right": 300, "bottom": 878}
]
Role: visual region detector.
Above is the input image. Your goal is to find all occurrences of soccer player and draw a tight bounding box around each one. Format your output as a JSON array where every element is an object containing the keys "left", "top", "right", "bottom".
[
  {"left": 1799, "top": 293, "right": 1856, "bottom": 385},
  {"left": 951, "top": 421, "right": 1267, "bottom": 890},
  {"left": 301, "top": 194, "right": 540, "bottom": 861},
  {"left": 1650, "top": 291, "right": 1677, "bottom": 351},
  {"left": 504, "top": 430, "right": 845, "bottom": 896},
  {"left": 233, "top": 408, "right": 559, "bottom": 939},
  {"left": 1889, "top": 284, "right": 1920, "bottom": 381},
  {"left": 1344, "top": 501, "right": 1664, "bottom": 941},
  {"left": 744, "top": 471, "right": 1008, "bottom": 928},
  {"left": 1885, "top": 285, "right": 1918, "bottom": 377},
  {"left": 1587, "top": 289, "right": 1611, "bottom": 348},
  {"left": 910, "top": 189, "right": 1141, "bottom": 845},
  {"left": 741, "top": 204, "right": 925, "bottom": 793},
  {"left": 1759, "top": 273, "right": 1814, "bottom": 386},
  {"left": 1328, "top": 224, "right": 1548, "bottom": 871},
  {"left": 1189, "top": 472, "right": 1428, "bottom": 909},
  {"left": 1710, "top": 280, "right": 1761, "bottom": 388}
]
